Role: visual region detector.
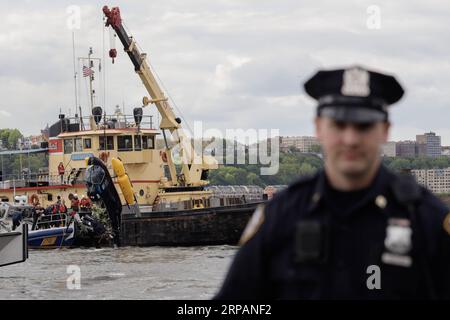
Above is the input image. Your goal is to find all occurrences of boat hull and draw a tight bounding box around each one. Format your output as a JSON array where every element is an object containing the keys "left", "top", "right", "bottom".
[
  {"left": 28, "top": 227, "right": 75, "bottom": 249},
  {"left": 121, "top": 202, "right": 262, "bottom": 246}
]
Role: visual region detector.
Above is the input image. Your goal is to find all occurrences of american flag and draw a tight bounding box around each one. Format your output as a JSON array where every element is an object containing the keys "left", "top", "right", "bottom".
[{"left": 82, "top": 66, "right": 94, "bottom": 77}]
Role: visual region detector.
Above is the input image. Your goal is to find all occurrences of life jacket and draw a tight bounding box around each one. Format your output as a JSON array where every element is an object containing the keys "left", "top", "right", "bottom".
[
  {"left": 81, "top": 198, "right": 91, "bottom": 208},
  {"left": 71, "top": 199, "right": 80, "bottom": 211},
  {"left": 58, "top": 203, "right": 67, "bottom": 213}
]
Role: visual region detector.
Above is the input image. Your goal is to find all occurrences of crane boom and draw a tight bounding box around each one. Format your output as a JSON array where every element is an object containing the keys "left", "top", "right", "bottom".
[{"left": 103, "top": 6, "right": 217, "bottom": 187}]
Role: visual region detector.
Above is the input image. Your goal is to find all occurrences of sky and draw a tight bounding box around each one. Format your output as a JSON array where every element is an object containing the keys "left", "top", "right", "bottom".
[{"left": 1, "top": 0, "right": 450, "bottom": 144}]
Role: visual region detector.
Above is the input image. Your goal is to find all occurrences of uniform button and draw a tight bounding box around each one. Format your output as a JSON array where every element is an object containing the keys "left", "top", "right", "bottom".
[
  {"left": 375, "top": 195, "right": 387, "bottom": 209},
  {"left": 312, "top": 192, "right": 321, "bottom": 203}
]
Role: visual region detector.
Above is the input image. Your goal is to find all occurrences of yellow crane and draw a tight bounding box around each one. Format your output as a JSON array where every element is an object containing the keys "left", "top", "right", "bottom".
[{"left": 103, "top": 6, "right": 218, "bottom": 188}]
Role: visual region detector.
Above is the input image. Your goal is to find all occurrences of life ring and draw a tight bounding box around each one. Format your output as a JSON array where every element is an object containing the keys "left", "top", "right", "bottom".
[
  {"left": 160, "top": 151, "right": 168, "bottom": 163},
  {"left": 99, "top": 151, "right": 109, "bottom": 163},
  {"left": 29, "top": 194, "right": 39, "bottom": 206}
]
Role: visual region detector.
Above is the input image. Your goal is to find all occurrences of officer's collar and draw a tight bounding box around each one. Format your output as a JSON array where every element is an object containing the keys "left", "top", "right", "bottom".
[{"left": 307, "top": 164, "right": 390, "bottom": 214}]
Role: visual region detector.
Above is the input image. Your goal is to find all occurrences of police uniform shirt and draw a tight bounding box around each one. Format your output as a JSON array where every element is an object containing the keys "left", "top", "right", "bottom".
[{"left": 215, "top": 165, "right": 450, "bottom": 299}]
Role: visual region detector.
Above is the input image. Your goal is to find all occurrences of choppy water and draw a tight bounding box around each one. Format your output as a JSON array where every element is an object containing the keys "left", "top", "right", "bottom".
[{"left": 0, "top": 246, "right": 237, "bottom": 300}]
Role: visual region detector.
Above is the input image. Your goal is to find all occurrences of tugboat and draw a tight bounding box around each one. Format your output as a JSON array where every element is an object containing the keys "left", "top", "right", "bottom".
[{"left": 0, "top": 5, "right": 264, "bottom": 247}]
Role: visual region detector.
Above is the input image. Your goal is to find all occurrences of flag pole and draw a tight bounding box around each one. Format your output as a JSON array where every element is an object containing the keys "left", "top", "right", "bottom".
[
  {"left": 88, "top": 47, "right": 94, "bottom": 112},
  {"left": 72, "top": 31, "right": 78, "bottom": 117}
]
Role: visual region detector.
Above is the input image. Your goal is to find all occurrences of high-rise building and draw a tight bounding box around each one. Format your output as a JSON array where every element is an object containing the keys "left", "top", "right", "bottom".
[{"left": 416, "top": 132, "right": 441, "bottom": 157}]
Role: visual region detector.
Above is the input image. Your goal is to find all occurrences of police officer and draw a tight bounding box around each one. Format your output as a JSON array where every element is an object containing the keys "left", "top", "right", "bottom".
[{"left": 215, "top": 66, "right": 450, "bottom": 299}]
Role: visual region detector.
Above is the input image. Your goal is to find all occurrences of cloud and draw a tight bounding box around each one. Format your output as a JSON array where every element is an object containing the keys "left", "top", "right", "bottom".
[
  {"left": 0, "top": 0, "right": 449, "bottom": 146},
  {"left": 211, "top": 55, "right": 252, "bottom": 92},
  {"left": 0, "top": 110, "right": 12, "bottom": 118}
]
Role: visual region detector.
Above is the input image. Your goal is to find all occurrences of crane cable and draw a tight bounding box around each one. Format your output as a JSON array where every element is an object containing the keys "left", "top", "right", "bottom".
[
  {"left": 102, "top": 15, "right": 107, "bottom": 113},
  {"left": 121, "top": 21, "right": 194, "bottom": 135}
]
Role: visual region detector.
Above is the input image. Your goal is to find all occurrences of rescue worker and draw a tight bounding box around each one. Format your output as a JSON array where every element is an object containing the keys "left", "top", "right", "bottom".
[
  {"left": 79, "top": 195, "right": 92, "bottom": 218},
  {"left": 60, "top": 200, "right": 67, "bottom": 214},
  {"left": 80, "top": 195, "right": 92, "bottom": 209},
  {"left": 71, "top": 194, "right": 80, "bottom": 213},
  {"left": 215, "top": 66, "right": 450, "bottom": 299},
  {"left": 52, "top": 196, "right": 67, "bottom": 227},
  {"left": 58, "top": 162, "right": 65, "bottom": 184}
]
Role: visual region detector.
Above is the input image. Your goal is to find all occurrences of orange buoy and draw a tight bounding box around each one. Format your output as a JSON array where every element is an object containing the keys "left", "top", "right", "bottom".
[
  {"left": 29, "top": 194, "right": 39, "bottom": 206},
  {"left": 160, "top": 151, "right": 168, "bottom": 163}
]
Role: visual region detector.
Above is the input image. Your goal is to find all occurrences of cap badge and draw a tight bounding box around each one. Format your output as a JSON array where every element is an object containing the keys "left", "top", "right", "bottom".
[{"left": 341, "top": 67, "right": 371, "bottom": 97}]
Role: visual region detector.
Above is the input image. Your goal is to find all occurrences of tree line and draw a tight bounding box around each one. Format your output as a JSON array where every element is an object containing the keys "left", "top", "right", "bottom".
[
  {"left": 0, "top": 128, "right": 23, "bottom": 150},
  {"left": 208, "top": 151, "right": 324, "bottom": 187},
  {"left": 208, "top": 151, "right": 450, "bottom": 187}
]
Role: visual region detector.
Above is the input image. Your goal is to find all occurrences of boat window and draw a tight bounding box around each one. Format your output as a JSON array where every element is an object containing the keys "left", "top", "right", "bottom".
[
  {"left": 144, "top": 135, "right": 154, "bottom": 149},
  {"left": 84, "top": 138, "right": 92, "bottom": 149},
  {"left": 134, "top": 135, "right": 142, "bottom": 151},
  {"left": 74, "top": 138, "right": 83, "bottom": 152},
  {"left": 142, "top": 136, "right": 148, "bottom": 149},
  {"left": 99, "top": 136, "right": 114, "bottom": 150},
  {"left": 118, "top": 135, "right": 133, "bottom": 151},
  {"left": 193, "top": 199, "right": 204, "bottom": 208},
  {"left": 64, "top": 139, "right": 73, "bottom": 154},
  {"left": 107, "top": 136, "right": 114, "bottom": 150},
  {"left": 85, "top": 165, "right": 105, "bottom": 185}
]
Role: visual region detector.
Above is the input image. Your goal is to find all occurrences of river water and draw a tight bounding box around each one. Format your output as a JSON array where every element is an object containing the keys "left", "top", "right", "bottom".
[{"left": 0, "top": 246, "right": 237, "bottom": 300}]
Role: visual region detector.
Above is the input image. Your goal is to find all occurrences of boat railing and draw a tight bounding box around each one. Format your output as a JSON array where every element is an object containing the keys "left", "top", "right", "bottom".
[
  {"left": 0, "top": 172, "right": 86, "bottom": 189},
  {"left": 61, "top": 114, "right": 154, "bottom": 131},
  {"left": 32, "top": 212, "right": 70, "bottom": 230},
  {"left": 206, "top": 185, "right": 264, "bottom": 201}
]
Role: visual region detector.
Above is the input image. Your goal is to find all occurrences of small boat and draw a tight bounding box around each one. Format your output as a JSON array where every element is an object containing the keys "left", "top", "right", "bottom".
[
  {"left": 0, "top": 202, "right": 111, "bottom": 249},
  {"left": 27, "top": 221, "right": 76, "bottom": 249}
]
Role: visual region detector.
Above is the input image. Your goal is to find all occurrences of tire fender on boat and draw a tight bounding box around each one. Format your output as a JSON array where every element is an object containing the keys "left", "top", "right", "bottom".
[
  {"left": 99, "top": 151, "right": 110, "bottom": 163},
  {"left": 160, "top": 151, "right": 168, "bottom": 163},
  {"left": 29, "top": 194, "right": 39, "bottom": 206}
]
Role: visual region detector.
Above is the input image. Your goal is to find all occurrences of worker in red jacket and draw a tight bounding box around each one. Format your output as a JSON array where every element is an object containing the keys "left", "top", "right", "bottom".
[
  {"left": 71, "top": 194, "right": 80, "bottom": 213},
  {"left": 58, "top": 162, "right": 65, "bottom": 184}
]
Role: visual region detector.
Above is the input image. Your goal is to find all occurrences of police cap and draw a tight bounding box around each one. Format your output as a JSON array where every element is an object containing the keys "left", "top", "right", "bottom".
[{"left": 304, "top": 66, "right": 404, "bottom": 123}]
